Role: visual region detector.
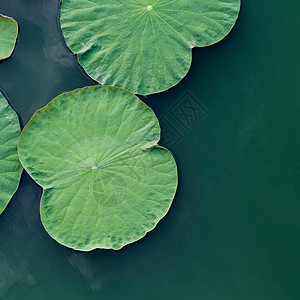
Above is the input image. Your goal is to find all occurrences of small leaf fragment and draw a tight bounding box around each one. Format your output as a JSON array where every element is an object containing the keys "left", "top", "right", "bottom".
[
  {"left": 0, "top": 14, "right": 18, "bottom": 60},
  {"left": 0, "top": 92, "right": 22, "bottom": 214}
]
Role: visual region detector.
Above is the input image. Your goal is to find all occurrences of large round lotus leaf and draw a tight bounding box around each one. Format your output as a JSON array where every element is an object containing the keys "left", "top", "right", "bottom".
[
  {"left": 18, "top": 86, "right": 178, "bottom": 251},
  {"left": 60, "top": 0, "right": 240, "bottom": 95},
  {"left": 0, "top": 92, "right": 22, "bottom": 214},
  {"left": 0, "top": 14, "right": 18, "bottom": 60}
]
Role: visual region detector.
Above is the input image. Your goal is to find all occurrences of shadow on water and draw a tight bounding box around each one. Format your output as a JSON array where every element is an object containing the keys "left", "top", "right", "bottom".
[{"left": 0, "top": 0, "right": 95, "bottom": 126}]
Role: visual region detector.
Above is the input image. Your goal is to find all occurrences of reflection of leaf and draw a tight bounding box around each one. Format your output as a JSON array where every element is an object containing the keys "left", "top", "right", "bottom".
[
  {"left": 0, "top": 14, "right": 18, "bottom": 60},
  {"left": 60, "top": 0, "right": 240, "bottom": 95},
  {"left": 18, "top": 86, "right": 178, "bottom": 251},
  {"left": 0, "top": 92, "right": 22, "bottom": 214},
  {"left": 0, "top": 251, "right": 35, "bottom": 297}
]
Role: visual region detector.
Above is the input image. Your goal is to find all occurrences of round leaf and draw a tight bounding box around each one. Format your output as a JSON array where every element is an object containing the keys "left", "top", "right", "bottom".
[
  {"left": 18, "top": 86, "right": 178, "bottom": 250},
  {"left": 0, "top": 14, "right": 18, "bottom": 60},
  {"left": 0, "top": 92, "right": 22, "bottom": 214},
  {"left": 60, "top": 0, "right": 240, "bottom": 95}
]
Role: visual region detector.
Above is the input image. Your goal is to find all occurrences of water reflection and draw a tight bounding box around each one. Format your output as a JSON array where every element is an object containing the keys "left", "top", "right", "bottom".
[{"left": 0, "top": 0, "right": 95, "bottom": 126}]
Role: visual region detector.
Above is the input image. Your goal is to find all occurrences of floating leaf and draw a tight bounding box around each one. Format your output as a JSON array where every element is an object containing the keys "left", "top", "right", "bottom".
[
  {"left": 18, "top": 86, "right": 178, "bottom": 250},
  {"left": 0, "top": 14, "right": 18, "bottom": 60},
  {"left": 0, "top": 92, "right": 22, "bottom": 214},
  {"left": 60, "top": 0, "right": 240, "bottom": 95}
]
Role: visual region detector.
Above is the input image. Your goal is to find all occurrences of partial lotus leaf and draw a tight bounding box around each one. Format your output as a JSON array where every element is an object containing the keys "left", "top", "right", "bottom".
[
  {"left": 60, "top": 0, "right": 240, "bottom": 95},
  {"left": 0, "top": 92, "right": 22, "bottom": 214},
  {"left": 18, "top": 86, "right": 178, "bottom": 250},
  {"left": 0, "top": 14, "right": 18, "bottom": 60}
]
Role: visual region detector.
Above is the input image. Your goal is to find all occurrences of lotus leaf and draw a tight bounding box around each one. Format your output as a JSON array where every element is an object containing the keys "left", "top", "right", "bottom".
[
  {"left": 60, "top": 0, "right": 240, "bottom": 95},
  {"left": 18, "top": 86, "right": 178, "bottom": 250},
  {"left": 0, "top": 14, "right": 18, "bottom": 60},
  {"left": 0, "top": 92, "right": 22, "bottom": 214}
]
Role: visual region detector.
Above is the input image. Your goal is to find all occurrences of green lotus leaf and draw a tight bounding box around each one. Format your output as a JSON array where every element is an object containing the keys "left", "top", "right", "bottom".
[
  {"left": 60, "top": 0, "right": 240, "bottom": 95},
  {"left": 0, "top": 92, "right": 22, "bottom": 214},
  {"left": 18, "top": 86, "right": 178, "bottom": 250},
  {"left": 0, "top": 14, "right": 18, "bottom": 60}
]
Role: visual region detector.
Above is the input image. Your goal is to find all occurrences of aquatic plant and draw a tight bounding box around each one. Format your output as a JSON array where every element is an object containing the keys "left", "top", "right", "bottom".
[
  {"left": 0, "top": 14, "right": 18, "bottom": 60},
  {"left": 60, "top": 0, "right": 240, "bottom": 95},
  {"left": 0, "top": 92, "right": 22, "bottom": 214},
  {"left": 18, "top": 86, "right": 178, "bottom": 250}
]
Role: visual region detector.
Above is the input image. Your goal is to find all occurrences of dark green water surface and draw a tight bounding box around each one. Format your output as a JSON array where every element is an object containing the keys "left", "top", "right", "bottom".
[{"left": 0, "top": 1, "right": 299, "bottom": 299}]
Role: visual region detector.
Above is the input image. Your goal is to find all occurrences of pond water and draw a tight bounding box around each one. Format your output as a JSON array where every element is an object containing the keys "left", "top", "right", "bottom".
[{"left": 0, "top": 0, "right": 299, "bottom": 299}]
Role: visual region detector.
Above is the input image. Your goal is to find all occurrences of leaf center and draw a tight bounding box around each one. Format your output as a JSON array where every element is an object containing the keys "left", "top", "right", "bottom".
[{"left": 146, "top": 5, "right": 152, "bottom": 11}]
